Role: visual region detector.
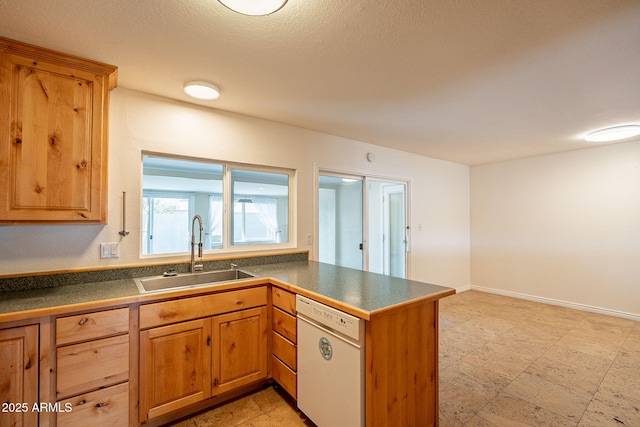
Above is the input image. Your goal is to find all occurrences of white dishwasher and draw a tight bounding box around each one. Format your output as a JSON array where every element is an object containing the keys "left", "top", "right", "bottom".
[{"left": 296, "top": 294, "right": 365, "bottom": 427}]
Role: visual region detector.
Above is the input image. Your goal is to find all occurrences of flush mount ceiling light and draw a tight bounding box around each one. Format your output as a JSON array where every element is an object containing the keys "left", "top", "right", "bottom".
[
  {"left": 218, "top": 0, "right": 287, "bottom": 16},
  {"left": 183, "top": 81, "right": 221, "bottom": 100},
  {"left": 584, "top": 125, "right": 640, "bottom": 142}
]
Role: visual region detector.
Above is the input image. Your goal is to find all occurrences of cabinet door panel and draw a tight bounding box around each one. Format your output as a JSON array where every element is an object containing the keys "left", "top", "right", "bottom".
[
  {"left": 0, "top": 325, "right": 38, "bottom": 427},
  {"left": 212, "top": 306, "right": 267, "bottom": 395},
  {"left": 140, "top": 318, "right": 211, "bottom": 422},
  {"left": 0, "top": 37, "right": 116, "bottom": 223},
  {"left": 11, "top": 60, "right": 94, "bottom": 211}
]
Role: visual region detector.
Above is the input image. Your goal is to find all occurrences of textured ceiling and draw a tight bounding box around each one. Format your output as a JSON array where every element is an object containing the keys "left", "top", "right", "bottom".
[{"left": 1, "top": 0, "right": 639, "bottom": 165}]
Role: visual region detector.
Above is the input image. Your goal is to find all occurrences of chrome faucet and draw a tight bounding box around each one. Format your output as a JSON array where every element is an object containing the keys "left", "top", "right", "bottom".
[{"left": 190, "top": 215, "right": 204, "bottom": 273}]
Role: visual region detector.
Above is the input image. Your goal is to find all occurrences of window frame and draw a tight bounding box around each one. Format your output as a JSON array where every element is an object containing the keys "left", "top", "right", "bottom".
[
  {"left": 229, "top": 166, "right": 291, "bottom": 248},
  {"left": 141, "top": 152, "right": 296, "bottom": 258}
]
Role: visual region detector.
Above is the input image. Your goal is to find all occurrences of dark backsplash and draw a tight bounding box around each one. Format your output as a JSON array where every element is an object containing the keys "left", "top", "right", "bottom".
[{"left": 0, "top": 252, "right": 308, "bottom": 293}]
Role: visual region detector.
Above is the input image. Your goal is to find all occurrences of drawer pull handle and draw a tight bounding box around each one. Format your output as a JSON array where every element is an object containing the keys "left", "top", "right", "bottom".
[
  {"left": 77, "top": 399, "right": 86, "bottom": 406},
  {"left": 78, "top": 317, "right": 89, "bottom": 325},
  {"left": 95, "top": 402, "right": 109, "bottom": 408}
]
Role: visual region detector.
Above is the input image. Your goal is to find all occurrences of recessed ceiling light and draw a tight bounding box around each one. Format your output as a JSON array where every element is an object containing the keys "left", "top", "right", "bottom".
[
  {"left": 183, "top": 81, "right": 221, "bottom": 100},
  {"left": 218, "top": 0, "right": 287, "bottom": 16},
  {"left": 585, "top": 125, "right": 640, "bottom": 142}
]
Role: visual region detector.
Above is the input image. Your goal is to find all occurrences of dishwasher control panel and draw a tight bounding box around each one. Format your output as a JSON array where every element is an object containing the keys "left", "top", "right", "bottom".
[{"left": 296, "top": 295, "right": 362, "bottom": 341}]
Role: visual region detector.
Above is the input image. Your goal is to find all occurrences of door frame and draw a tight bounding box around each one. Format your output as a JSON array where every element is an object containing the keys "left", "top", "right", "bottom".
[{"left": 314, "top": 165, "right": 411, "bottom": 277}]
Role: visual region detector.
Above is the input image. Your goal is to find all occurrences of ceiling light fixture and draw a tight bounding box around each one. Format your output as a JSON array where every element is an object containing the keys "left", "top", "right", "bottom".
[
  {"left": 584, "top": 125, "right": 640, "bottom": 142},
  {"left": 218, "top": 0, "right": 287, "bottom": 16},
  {"left": 183, "top": 81, "right": 221, "bottom": 100}
]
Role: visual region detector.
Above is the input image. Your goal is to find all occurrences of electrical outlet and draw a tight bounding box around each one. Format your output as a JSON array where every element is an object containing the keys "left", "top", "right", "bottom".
[
  {"left": 306, "top": 233, "right": 312, "bottom": 245},
  {"left": 100, "top": 243, "right": 120, "bottom": 259}
]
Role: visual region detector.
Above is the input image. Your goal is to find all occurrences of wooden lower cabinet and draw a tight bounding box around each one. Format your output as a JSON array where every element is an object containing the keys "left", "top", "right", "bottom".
[
  {"left": 271, "top": 355, "right": 297, "bottom": 399},
  {"left": 211, "top": 306, "right": 267, "bottom": 395},
  {"left": 56, "top": 334, "right": 129, "bottom": 399},
  {"left": 57, "top": 382, "right": 129, "bottom": 427},
  {"left": 270, "top": 287, "right": 297, "bottom": 399},
  {"left": 139, "top": 318, "right": 211, "bottom": 422},
  {"left": 366, "top": 300, "right": 440, "bottom": 426},
  {"left": 53, "top": 307, "right": 131, "bottom": 427},
  {"left": 139, "top": 297, "right": 268, "bottom": 423},
  {"left": 0, "top": 324, "right": 38, "bottom": 427}
]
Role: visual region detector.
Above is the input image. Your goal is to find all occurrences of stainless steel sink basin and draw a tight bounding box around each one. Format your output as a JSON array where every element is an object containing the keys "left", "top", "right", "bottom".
[{"left": 134, "top": 269, "right": 254, "bottom": 293}]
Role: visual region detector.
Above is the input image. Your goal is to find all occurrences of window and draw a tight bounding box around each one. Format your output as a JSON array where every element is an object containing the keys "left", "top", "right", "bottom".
[
  {"left": 142, "top": 154, "right": 294, "bottom": 256},
  {"left": 142, "top": 194, "right": 193, "bottom": 255},
  {"left": 231, "top": 169, "right": 289, "bottom": 245}
]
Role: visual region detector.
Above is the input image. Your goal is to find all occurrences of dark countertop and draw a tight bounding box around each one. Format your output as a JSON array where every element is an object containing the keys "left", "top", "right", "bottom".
[
  {"left": 0, "top": 261, "right": 454, "bottom": 321},
  {"left": 248, "top": 261, "right": 454, "bottom": 315}
]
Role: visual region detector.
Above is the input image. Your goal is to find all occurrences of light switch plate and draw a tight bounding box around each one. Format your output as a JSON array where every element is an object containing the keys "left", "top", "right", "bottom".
[{"left": 100, "top": 242, "right": 120, "bottom": 259}]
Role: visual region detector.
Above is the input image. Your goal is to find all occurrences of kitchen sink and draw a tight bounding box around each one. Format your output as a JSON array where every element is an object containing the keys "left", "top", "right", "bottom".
[{"left": 134, "top": 269, "right": 255, "bottom": 293}]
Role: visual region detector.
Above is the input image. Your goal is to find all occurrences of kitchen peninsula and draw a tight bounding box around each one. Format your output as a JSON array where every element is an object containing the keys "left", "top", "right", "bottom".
[{"left": 0, "top": 258, "right": 454, "bottom": 427}]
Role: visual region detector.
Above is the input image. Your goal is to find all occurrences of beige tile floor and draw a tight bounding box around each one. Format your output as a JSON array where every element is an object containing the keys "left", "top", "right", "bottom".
[
  {"left": 167, "top": 290, "right": 640, "bottom": 426},
  {"left": 439, "top": 291, "right": 640, "bottom": 426},
  {"left": 168, "top": 385, "right": 314, "bottom": 427}
]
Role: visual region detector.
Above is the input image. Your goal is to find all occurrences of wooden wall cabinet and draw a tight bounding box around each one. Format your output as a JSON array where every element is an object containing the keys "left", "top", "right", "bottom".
[
  {"left": 0, "top": 324, "right": 38, "bottom": 427},
  {"left": 0, "top": 37, "right": 117, "bottom": 223}
]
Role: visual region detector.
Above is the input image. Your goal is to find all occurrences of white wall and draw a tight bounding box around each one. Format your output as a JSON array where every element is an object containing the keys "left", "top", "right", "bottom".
[
  {"left": 0, "top": 88, "right": 470, "bottom": 289},
  {"left": 471, "top": 140, "right": 640, "bottom": 317}
]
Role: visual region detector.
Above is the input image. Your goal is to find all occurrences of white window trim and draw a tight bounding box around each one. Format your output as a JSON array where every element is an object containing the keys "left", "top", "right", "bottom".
[{"left": 141, "top": 152, "right": 296, "bottom": 259}]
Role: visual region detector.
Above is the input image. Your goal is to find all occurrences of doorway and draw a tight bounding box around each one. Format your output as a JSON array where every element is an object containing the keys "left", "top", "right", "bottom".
[{"left": 318, "top": 172, "right": 408, "bottom": 278}]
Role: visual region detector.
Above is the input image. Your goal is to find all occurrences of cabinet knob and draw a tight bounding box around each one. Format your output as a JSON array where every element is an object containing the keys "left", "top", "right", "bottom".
[{"left": 78, "top": 317, "right": 89, "bottom": 325}]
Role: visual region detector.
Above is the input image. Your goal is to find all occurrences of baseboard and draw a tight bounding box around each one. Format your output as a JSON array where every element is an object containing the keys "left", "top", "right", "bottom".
[
  {"left": 467, "top": 285, "right": 640, "bottom": 322},
  {"left": 455, "top": 284, "right": 471, "bottom": 293}
]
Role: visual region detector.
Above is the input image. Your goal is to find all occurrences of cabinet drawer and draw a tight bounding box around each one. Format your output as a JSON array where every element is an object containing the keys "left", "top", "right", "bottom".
[
  {"left": 272, "top": 331, "right": 297, "bottom": 371},
  {"left": 273, "top": 307, "right": 297, "bottom": 344},
  {"left": 57, "top": 382, "right": 129, "bottom": 427},
  {"left": 56, "top": 308, "right": 129, "bottom": 345},
  {"left": 271, "top": 355, "right": 297, "bottom": 400},
  {"left": 140, "top": 286, "right": 267, "bottom": 329},
  {"left": 57, "top": 334, "right": 129, "bottom": 399},
  {"left": 272, "top": 287, "right": 296, "bottom": 315}
]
